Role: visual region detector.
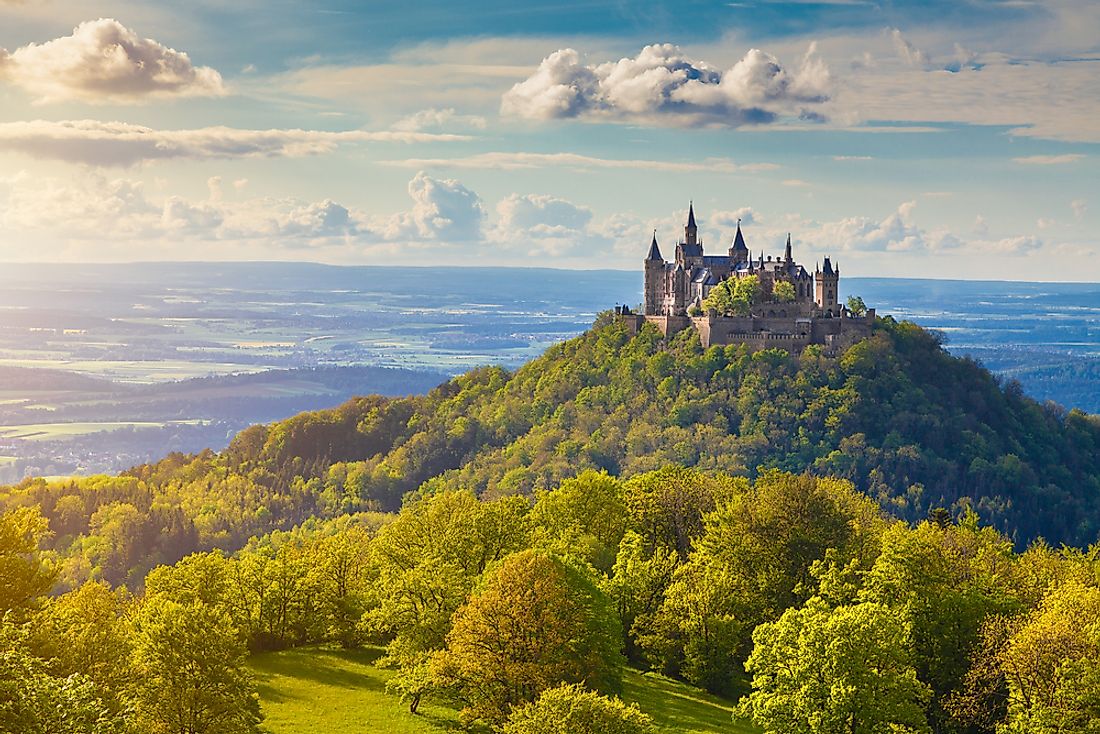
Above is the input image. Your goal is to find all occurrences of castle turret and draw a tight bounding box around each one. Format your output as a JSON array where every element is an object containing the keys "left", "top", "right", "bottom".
[
  {"left": 644, "top": 231, "right": 664, "bottom": 315},
  {"left": 685, "top": 202, "right": 697, "bottom": 247},
  {"left": 784, "top": 233, "right": 793, "bottom": 264},
  {"left": 815, "top": 256, "right": 840, "bottom": 312},
  {"left": 729, "top": 218, "right": 748, "bottom": 266}
]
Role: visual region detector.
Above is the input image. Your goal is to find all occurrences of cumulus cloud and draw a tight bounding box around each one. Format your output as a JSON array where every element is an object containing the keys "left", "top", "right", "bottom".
[
  {"left": 489, "top": 193, "right": 604, "bottom": 256},
  {"left": 380, "top": 171, "right": 484, "bottom": 242},
  {"left": 501, "top": 42, "right": 831, "bottom": 127},
  {"left": 0, "top": 19, "right": 225, "bottom": 103},
  {"left": 0, "top": 120, "right": 470, "bottom": 166},
  {"left": 392, "top": 107, "right": 487, "bottom": 132},
  {"left": 380, "top": 150, "right": 777, "bottom": 173}
]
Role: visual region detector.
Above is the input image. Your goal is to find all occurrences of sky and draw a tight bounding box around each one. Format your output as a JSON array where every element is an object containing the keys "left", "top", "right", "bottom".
[{"left": 0, "top": 1, "right": 1097, "bottom": 279}]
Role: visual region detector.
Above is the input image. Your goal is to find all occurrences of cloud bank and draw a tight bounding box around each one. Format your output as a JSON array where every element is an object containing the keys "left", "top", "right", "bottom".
[
  {"left": 502, "top": 43, "right": 830, "bottom": 127},
  {"left": 0, "top": 19, "right": 225, "bottom": 103},
  {"left": 0, "top": 120, "right": 471, "bottom": 166}
]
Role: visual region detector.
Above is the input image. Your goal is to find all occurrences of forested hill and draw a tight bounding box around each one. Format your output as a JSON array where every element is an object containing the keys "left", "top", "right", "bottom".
[{"left": 6, "top": 313, "right": 1100, "bottom": 588}]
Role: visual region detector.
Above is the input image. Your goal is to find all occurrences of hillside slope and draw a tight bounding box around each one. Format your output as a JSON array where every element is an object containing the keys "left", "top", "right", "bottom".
[{"left": 6, "top": 314, "right": 1100, "bottom": 588}]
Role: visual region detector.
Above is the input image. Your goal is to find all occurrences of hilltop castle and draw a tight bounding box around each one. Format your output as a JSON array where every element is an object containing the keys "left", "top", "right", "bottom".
[{"left": 618, "top": 204, "right": 874, "bottom": 351}]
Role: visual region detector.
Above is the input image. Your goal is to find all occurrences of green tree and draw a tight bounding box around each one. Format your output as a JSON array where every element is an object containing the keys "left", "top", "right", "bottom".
[
  {"left": 642, "top": 471, "right": 884, "bottom": 692},
  {"left": 740, "top": 597, "right": 931, "bottom": 734},
  {"left": 995, "top": 580, "right": 1100, "bottom": 733},
  {"left": 369, "top": 491, "right": 529, "bottom": 712},
  {"left": 605, "top": 530, "right": 679, "bottom": 662},
  {"left": 436, "top": 550, "right": 624, "bottom": 727},
  {"left": 0, "top": 507, "right": 56, "bottom": 614},
  {"left": 504, "top": 683, "right": 655, "bottom": 734},
  {"left": 132, "top": 597, "right": 262, "bottom": 734},
  {"left": 773, "top": 281, "right": 796, "bottom": 303},
  {"left": 702, "top": 275, "right": 762, "bottom": 316},
  {"left": 847, "top": 296, "right": 868, "bottom": 317},
  {"left": 530, "top": 470, "right": 627, "bottom": 574},
  {"left": 0, "top": 616, "right": 121, "bottom": 734}
]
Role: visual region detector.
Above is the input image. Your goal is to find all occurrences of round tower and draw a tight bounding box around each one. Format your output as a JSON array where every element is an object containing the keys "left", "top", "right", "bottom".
[{"left": 644, "top": 231, "right": 664, "bottom": 315}]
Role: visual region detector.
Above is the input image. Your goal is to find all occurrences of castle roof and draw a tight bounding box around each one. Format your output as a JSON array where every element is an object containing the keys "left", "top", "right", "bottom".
[
  {"left": 822, "top": 257, "right": 834, "bottom": 275},
  {"left": 646, "top": 231, "right": 662, "bottom": 261},
  {"left": 691, "top": 267, "right": 719, "bottom": 285},
  {"left": 687, "top": 202, "right": 697, "bottom": 229},
  {"left": 732, "top": 222, "right": 747, "bottom": 251}
]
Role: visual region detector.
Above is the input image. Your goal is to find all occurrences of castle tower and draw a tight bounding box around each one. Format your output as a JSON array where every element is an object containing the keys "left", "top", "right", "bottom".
[
  {"left": 784, "top": 233, "right": 793, "bottom": 264},
  {"left": 644, "top": 231, "right": 664, "bottom": 316},
  {"left": 729, "top": 219, "right": 748, "bottom": 266},
  {"left": 672, "top": 262, "right": 688, "bottom": 316},
  {"left": 815, "top": 256, "right": 840, "bottom": 312},
  {"left": 685, "top": 202, "right": 698, "bottom": 247}
]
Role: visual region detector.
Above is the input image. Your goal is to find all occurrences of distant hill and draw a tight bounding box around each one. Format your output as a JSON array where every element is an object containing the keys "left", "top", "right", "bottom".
[{"left": 7, "top": 314, "right": 1100, "bottom": 589}]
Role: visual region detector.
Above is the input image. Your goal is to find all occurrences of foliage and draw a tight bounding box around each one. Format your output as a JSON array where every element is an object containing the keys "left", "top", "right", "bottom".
[
  {"left": 504, "top": 683, "right": 655, "bottom": 734},
  {"left": 772, "top": 281, "right": 796, "bottom": 303},
  {"left": 0, "top": 508, "right": 56, "bottom": 615},
  {"left": 132, "top": 595, "right": 262, "bottom": 734},
  {"left": 702, "top": 276, "right": 762, "bottom": 316},
  {"left": 435, "top": 549, "right": 625, "bottom": 726},
  {"left": 641, "top": 472, "right": 884, "bottom": 693},
  {"left": 847, "top": 296, "right": 868, "bottom": 317},
  {"left": 740, "top": 597, "right": 931, "bottom": 734}
]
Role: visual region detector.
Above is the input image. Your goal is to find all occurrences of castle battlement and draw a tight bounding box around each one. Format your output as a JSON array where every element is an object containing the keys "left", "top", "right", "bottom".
[{"left": 617, "top": 204, "right": 875, "bottom": 351}]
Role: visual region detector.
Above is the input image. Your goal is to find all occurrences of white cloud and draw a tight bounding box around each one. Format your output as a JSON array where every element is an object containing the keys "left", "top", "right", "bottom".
[
  {"left": 0, "top": 119, "right": 470, "bottom": 166},
  {"left": 0, "top": 19, "right": 225, "bottom": 103},
  {"left": 380, "top": 150, "right": 778, "bottom": 173},
  {"left": 501, "top": 42, "right": 831, "bottom": 127},
  {"left": 379, "top": 171, "right": 484, "bottom": 242},
  {"left": 1012, "top": 154, "right": 1085, "bottom": 165},
  {"left": 489, "top": 193, "right": 604, "bottom": 256},
  {"left": 889, "top": 28, "right": 930, "bottom": 69},
  {"left": 392, "top": 107, "right": 487, "bottom": 132},
  {"left": 1072, "top": 199, "right": 1087, "bottom": 219}
]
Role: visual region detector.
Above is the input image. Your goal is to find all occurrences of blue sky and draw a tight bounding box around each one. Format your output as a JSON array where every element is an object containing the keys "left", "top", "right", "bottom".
[{"left": 0, "top": 0, "right": 1096, "bottom": 279}]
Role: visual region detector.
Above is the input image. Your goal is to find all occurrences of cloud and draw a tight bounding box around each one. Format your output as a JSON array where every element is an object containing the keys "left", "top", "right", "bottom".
[
  {"left": 392, "top": 107, "right": 487, "bottom": 132},
  {"left": 0, "top": 19, "right": 225, "bottom": 103},
  {"left": 380, "top": 150, "right": 778, "bottom": 173},
  {"left": 1012, "top": 154, "right": 1085, "bottom": 165},
  {"left": 489, "top": 193, "right": 604, "bottom": 256},
  {"left": 833, "top": 155, "right": 873, "bottom": 160},
  {"left": 1072, "top": 199, "right": 1087, "bottom": 219},
  {"left": 501, "top": 42, "right": 830, "bottom": 127},
  {"left": 0, "top": 120, "right": 470, "bottom": 166},
  {"left": 889, "top": 28, "right": 930, "bottom": 69},
  {"left": 380, "top": 171, "right": 484, "bottom": 242}
]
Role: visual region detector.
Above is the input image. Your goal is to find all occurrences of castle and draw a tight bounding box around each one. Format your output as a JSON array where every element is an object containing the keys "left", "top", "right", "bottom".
[{"left": 617, "top": 204, "right": 875, "bottom": 351}]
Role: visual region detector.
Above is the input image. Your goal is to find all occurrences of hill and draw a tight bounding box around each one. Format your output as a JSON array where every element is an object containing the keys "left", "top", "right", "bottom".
[{"left": 5, "top": 313, "right": 1100, "bottom": 589}]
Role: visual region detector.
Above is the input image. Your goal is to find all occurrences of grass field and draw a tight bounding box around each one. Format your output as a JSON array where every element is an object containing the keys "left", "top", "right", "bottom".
[
  {"left": 0, "top": 419, "right": 208, "bottom": 441},
  {"left": 249, "top": 646, "right": 759, "bottom": 734}
]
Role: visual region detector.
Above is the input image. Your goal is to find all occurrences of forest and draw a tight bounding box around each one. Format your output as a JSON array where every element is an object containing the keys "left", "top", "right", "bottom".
[{"left": 4, "top": 314, "right": 1100, "bottom": 733}]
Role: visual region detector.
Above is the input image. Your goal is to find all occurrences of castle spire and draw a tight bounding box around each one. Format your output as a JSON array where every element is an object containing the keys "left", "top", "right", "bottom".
[
  {"left": 784, "top": 233, "right": 793, "bottom": 263},
  {"left": 731, "top": 219, "right": 747, "bottom": 252},
  {"left": 684, "top": 202, "right": 698, "bottom": 247},
  {"left": 646, "top": 230, "right": 663, "bottom": 261}
]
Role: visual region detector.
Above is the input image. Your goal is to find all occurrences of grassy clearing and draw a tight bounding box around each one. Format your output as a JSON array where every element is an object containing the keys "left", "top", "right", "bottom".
[{"left": 249, "top": 646, "right": 758, "bottom": 734}]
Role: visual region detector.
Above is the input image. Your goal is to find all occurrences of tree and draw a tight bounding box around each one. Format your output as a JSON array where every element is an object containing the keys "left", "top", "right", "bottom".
[
  {"left": 740, "top": 598, "right": 931, "bottom": 734},
  {"left": 860, "top": 517, "right": 1022, "bottom": 730},
  {"left": 131, "top": 597, "right": 262, "bottom": 734},
  {"left": 0, "top": 507, "right": 56, "bottom": 614},
  {"left": 435, "top": 550, "right": 625, "bottom": 727},
  {"left": 773, "top": 281, "right": 796, "bottom": 303},
  {"left": 847, "top": 296, "right": 868, "bottom": 317},
  {"left": 641, "top": 471, "right": 884, "bottom": 692},
  {"left": 0, "top": 616, "right": 122, "bottom": 734},
  {"left": 995, "top": 580, "right": 1100, "bottom": 733},
  {"left": 702, "top": 276, "right": 762, "bottom": 317},
  {"left": 368, "top": 491, "right": 529, "bottom": 712},
  {"left": 530, "top": 470, "right": 627, "bottom": 574},
  {"left": 504, "top": 684, "right": 655, "bottom": 734}
]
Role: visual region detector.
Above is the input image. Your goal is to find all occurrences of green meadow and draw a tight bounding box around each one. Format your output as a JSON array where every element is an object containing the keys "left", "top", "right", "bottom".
[{"left": 249, "top": 646, "right": 758, "bottom": 734}]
